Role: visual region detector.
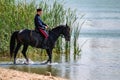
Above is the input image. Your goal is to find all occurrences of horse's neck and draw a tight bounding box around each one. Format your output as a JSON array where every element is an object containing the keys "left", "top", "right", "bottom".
[{"left": 50, "top": 28, "right": 62, "bottom": 43}]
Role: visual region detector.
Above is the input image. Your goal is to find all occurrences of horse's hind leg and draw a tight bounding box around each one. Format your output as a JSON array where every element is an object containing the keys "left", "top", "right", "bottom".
[
  {"left": 14, "top": 43, "right": 21, "bottom": 64},
  {"left": 22, "top": 44, "right": 29, "bottom": 64}
]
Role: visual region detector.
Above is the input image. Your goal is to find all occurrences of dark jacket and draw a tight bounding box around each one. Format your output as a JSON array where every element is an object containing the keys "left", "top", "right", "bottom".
[{"left": 34, "top": 14, "right": 47, "bottom": 31}]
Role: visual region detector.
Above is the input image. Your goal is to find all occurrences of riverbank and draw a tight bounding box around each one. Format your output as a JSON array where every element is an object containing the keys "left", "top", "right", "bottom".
[{"left": 0, "top": 67, "right": 66, "bottom": 80}]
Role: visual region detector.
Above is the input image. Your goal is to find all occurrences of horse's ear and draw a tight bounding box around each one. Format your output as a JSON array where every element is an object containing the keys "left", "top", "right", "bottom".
[{"left": 66, "top": 23, "right": 68, "bottom": 27}]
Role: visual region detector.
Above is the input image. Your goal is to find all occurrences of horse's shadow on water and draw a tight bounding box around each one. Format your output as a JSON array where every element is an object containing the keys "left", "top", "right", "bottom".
[{"left": 0, "top": 61, "right": 58, "bottom": 66}]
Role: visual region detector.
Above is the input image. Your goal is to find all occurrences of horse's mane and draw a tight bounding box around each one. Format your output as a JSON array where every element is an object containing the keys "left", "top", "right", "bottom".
[{"left": 51, "top": 25, "right": 65, "bottom": 31}]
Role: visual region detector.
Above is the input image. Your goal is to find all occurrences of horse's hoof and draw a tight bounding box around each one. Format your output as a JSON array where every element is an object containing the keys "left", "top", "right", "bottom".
[
  {"left": 50, "top": 61, "right": 52, "bottom": 64},
  {"left": 13, "top": 62, "right": 16, "bottom": 65}
]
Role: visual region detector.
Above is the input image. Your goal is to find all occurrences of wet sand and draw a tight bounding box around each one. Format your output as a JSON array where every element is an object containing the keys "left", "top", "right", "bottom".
[{"left": 0, "top": 67, "right": 66, "bottom": 80}]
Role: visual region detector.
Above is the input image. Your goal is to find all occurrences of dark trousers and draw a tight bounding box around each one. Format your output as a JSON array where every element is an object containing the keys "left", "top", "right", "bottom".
[{"left": 39, "top": 29, "right": 48, "bottom": 39}]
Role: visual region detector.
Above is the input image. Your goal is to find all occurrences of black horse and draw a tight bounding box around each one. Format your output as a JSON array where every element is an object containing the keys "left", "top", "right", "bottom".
[{"left": 10, "top": 24, "right": 70, "bottom": 64}]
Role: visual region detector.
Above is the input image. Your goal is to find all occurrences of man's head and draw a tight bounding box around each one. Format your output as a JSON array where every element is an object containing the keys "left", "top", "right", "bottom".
[{"left": 37, "top": 8, "right": 42, "bottom": 16}]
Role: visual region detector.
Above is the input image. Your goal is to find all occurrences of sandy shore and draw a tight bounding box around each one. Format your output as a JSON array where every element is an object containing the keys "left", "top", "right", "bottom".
[{"left": 0, "top": 67, "right": 66, "bottom": 80}]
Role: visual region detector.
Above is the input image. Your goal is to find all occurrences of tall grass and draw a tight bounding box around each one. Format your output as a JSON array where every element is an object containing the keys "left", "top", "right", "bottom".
[{"left": 0, "top": 0, "right": 82, "bottom": 59}]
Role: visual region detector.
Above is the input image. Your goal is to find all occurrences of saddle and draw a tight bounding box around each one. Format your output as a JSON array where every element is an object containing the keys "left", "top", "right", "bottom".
[
  {"left": 30, "top": 30, "right": 49, "bottom": 48},
  {"left": 30, "top": 30, "right": 43, "bottom": 47}
]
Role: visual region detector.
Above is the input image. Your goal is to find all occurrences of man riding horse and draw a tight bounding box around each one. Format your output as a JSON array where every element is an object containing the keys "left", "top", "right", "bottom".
[
  {"left": 34, "top": 8, "right": 49, "bottom": 49},
  {"left": 10, "top": 8, "right": 70, "bottom": 64}
]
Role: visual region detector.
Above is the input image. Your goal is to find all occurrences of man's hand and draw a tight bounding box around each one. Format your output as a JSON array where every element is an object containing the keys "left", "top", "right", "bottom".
[{"left": 45, "top": 25, "right": 49, "bottom": 29}]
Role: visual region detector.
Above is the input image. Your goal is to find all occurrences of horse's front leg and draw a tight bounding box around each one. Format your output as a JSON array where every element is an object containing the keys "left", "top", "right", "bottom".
[{"left": 46, "top": 49, "right": 52, "bottom": 64}]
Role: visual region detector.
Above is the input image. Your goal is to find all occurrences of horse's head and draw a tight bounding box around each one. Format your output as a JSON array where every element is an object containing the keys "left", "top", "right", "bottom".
[{"left": 62, "top": 24, "right": 70, "bottom": 41}]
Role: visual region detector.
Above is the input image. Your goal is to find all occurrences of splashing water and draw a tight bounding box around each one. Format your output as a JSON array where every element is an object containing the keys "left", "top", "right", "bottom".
[
  {"left": 15, "top": 58, "right": 59, "bottom": 65},
  {"left": 16, "top": 58, "right": 34, "bottom": 64}
]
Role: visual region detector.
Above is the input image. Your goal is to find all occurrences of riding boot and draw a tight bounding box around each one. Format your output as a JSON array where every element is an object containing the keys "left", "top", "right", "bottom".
[{"left": 42, "top": 38, "right": 48, "bottom": 49}]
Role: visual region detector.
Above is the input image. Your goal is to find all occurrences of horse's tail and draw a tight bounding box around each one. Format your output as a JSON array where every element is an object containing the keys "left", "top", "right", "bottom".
[{"left": 10, "top": 31, "right": 19, "bottom": 58}]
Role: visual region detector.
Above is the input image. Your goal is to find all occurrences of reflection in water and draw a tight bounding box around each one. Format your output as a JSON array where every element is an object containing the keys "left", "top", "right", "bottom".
[{"left": 8, "top": 65, "right": 59, "bottom": 76}]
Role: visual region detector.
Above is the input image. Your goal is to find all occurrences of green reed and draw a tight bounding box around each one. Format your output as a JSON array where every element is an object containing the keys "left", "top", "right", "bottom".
[{"left": 0, "top": 0, "right": 82, "bottom": 58}]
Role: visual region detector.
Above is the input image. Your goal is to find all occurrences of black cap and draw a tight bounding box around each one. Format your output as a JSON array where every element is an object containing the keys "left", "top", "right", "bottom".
[{"left": 37, "top": 8, "right": 42, "bottom": 12}]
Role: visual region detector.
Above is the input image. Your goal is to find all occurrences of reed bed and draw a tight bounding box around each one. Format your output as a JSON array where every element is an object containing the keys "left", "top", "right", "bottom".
[{"left": 0, "top": 0, "right": 82, "bottom": 59}]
